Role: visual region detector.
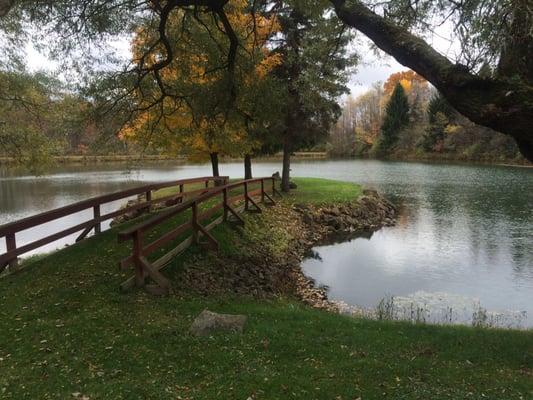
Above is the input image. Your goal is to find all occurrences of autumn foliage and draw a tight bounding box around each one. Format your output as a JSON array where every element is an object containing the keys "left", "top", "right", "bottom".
[
  {"left": 383, "top": 71, "right": 426, "bottom": 96},
  {"left": 120, "top": 0, "right": 281, "bottom": 162}
]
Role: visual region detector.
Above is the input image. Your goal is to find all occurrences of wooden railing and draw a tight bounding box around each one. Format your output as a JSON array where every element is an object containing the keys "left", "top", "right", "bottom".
[
  {"left": 0, "top": 176, "right": 229, "bottom": 273},
  {"left": 118, "top": 177, "right": 282, "bottom": 295}
]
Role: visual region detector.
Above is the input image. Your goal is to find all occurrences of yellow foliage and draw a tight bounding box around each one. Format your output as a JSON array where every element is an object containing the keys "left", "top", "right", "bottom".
[
  {"left": 399, "top": 78, "right": 412, "bottom": 92},
  {"left": 123, "top": 0, "right": 280, "bottom": 158},
  {"left": 383, "top": 70, "right": 426, "bottom": 97},
  {"left": 255, "top": 53, "right": 283, "bottom": 79},
  {"left": 444, "top": 124, "right": 461, "bottom": 135}
]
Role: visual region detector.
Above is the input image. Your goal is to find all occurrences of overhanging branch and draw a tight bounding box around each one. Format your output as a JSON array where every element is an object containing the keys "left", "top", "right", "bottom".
[{"left": 330, "top": 0, "right": 533, "bottom": 161}]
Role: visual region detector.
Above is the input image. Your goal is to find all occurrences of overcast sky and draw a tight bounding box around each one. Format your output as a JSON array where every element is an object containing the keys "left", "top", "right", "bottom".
[
  {"left": 24, "top": 23, "right": 456, "bottom": 100},
  {"left": 348, "top": 54, "right": 404, "bottom": 97}
]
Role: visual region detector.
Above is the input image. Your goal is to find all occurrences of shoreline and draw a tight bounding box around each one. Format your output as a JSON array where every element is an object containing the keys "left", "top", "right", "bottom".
[
  {"left": 0, "top": 152, "right": 328, "bottom": 166},
  {"left": 1, "top": 178, "right": 531, "bottom": 398},
  {"left": 2, "top": 152, "right": 530, "bottom": 169},
  {"left": 174, "top": 185, "right": 398, "bottom": 312}
]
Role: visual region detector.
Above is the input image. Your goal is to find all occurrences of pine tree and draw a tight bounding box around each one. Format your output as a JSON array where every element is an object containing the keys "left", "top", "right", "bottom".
[
  {"left": 427, "top": 94, "right": 454, "bottom": 125},
  {"left": 419, "top": 93, "right": 455, "bottom": 151},
  {"left": 377, "top": 82, "right": 409, "bottom": 153}
]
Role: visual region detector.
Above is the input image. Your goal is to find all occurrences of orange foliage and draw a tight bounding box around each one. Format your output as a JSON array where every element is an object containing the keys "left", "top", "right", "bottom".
[
  {"left": 120, "top": 0, "right": 280, "bottom": 160},
  {"left": 383, "top": 70, "right": 427, "bottom": 97}
]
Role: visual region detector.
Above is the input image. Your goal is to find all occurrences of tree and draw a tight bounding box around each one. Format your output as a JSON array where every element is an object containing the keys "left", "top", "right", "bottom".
[
  {"left": 3, "top": 0, "right": 532, "bottom": 162},
  {"left": 0, "top": 70, "right": 67, "bottom": 171},
  {"left": 375, "top": 82, "right": 409, "bottom": 154},
  {"left": 383, "top": 70, "right": 430, "bottom": 123},
  {"left": 330, "top": 83, "right": 384, "bottom": 156},
  {"left": 276, "top": 1, "right": 357, "bottom": 191},
  {"left": 383, "top": 70, "right": 426, "bottom": 99},
  {"left": 118, "top": 0, "right": 281, "bottom": 177},
  {"left": 329, "top": 95, "right": 357, "bottom": 157},
  {"left": 419, "top": 94, "right": 455, "bottom": 152},
  {"left": 354, "top": 82, "right": 383, "bottom": 145},
  {"left": 331, "top": 0, "right": 533, "bottom": 161},
  {"left": 240, "top": 77, "right": 286, "bottom": 179}
]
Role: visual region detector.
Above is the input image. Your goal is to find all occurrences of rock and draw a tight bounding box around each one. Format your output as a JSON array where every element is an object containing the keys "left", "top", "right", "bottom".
[
  {"left": 329, "top": 206, "right": 341, "bottom": 216},
  {"left": 176, "top": 186, "right": 396, "bottom": 315},
  {"left": 302, "top": 212, "right": 314, "bottom": 225},
  {"left": 324, "top": 215, "right": 337, "bottom": 226},
  {"left": 362, "top": 188, "right": 379, "bottom": 197},
  {"left": 189, "top": 310, "right": 247, "bottom": 336},
  {"left": 293, "top": 203, "right": 309, "bottom": 212}
]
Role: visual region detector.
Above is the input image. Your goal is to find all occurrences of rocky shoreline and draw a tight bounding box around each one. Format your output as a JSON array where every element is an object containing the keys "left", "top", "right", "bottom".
[
  {"left": 176, "top": 189, "right": 397, "bottom": 313},
  {"left": 286, "top": 189, "right": 397, "bottom": 311}
]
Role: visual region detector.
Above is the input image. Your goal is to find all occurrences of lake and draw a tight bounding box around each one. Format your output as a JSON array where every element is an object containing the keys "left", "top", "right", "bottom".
[{"left": 1, "top": 159, "right": 532, "bottom": 327}]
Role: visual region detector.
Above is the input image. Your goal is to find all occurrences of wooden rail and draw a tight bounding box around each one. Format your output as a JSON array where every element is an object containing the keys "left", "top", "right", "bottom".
[
  {"left": 0, "top": 176, "right": 229, "bottom": 273},
  {"left": 118, "top": 177, "right": 282, "bottom": 295}
]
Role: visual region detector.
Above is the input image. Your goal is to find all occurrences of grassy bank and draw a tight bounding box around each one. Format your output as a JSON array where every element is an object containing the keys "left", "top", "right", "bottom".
[{"left": 0, "top": 178, "right": 531, "bottom": 399}]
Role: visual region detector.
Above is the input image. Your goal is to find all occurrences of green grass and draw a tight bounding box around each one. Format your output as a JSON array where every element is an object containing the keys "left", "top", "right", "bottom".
[
  {"left": 153, "top": 177, "right": 362, "bottom": 205},
  {"left": 287, "top": 177, "right": 363, "bottom": 204},
  {"left": 0, "top": 178, "right": 531, "bottom": 399}
]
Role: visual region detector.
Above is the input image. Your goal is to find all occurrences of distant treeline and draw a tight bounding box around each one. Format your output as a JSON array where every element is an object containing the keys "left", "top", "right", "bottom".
[{"left": 328, "top": 71, "right": 528, "bottom": 164}]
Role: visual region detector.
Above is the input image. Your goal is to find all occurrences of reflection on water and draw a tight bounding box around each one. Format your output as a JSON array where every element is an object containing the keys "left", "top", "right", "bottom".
[
  {"left": 299, "top": 161, "right": 532, "bottom": 328},
  {"left": 1, "top": 160, "right": 532, "bottom": 328}
]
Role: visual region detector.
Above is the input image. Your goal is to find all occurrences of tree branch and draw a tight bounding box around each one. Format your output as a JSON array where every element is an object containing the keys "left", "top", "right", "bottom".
[{"left": 330, "top": 0, "right": 533, "bottom": 161}]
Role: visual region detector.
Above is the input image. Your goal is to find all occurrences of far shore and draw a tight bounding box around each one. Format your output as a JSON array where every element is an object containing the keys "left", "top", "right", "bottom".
[
  {"left": 1, "top": 151, "right": 531, "bottom": 169},
  {"left": 0, "top": 151, "right": 328, "bottom": 165}
]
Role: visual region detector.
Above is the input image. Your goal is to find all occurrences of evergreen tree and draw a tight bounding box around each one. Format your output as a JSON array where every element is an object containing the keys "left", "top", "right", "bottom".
[
  {"left": 376, "top": 82, "right": 409, "bottom": 154},
  {"left": 420, "top": 93, "right": 455, "bottom": 152},
  {"left": 427, "top": 94, "right": 454, "bottom": 125},
  {"left": 275, "top": 1, "right": 357, "bottom": 191}
]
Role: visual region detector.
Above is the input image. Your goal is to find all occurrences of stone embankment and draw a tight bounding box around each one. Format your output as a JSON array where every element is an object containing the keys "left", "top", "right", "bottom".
[
  {"left": 288, "top": 189, "right": 396, "bottom": 310},
  {"left": 177, "top": 189, "right": 397, "bottom": 311}
]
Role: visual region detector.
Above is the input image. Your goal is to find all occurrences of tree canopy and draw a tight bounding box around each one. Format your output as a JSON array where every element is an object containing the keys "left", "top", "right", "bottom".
[
  {"left": 1, "top": 0, "right": 532, "bottom": 162},
  {"left": 118, "top": 0, "right": 282, "bottom": 165}
]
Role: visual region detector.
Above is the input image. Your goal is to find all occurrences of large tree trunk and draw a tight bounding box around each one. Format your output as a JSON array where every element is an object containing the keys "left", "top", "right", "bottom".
[
  {"left": 0, "top": 1, "right": 15, "bottom": 18},
  {"left": 330, "top": 0, "right": 533, "bottom": 162},
  {"left": 244, "top": 154, "right": 252, "bottom": 180},
  {"left": 281, "top": 134, "right": 291, "bottom": 192},
  {"left": 209, "top": 152, "right": 219, "bottom": 177}
]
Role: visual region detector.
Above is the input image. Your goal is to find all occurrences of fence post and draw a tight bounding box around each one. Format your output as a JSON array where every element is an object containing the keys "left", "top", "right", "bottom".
[
  {"left": 244, "top": 182, "right": 249, "bottom": 211},
  {"left": 145, "top": 190, "right": 152, "bottom": 212},
  {"left": 261, "top": 179, "right": 265, "bottom": 203},
  {"left": 272, "top": 177, "right": 275, "bottom": 196},
  {"left": 179, "top": 184, "right": 184, "bottom": 193},
  {"left": 205, "top": 180, "right": 209, "bottom": 188},
  {"left": 132, "top": 231, "right": 145, "bottom": 287},
  {"left": 192, "top": 202, "right": 199, "bottom": 243},
  {"left": 6, "top": 233, "right": 18, "bottom": 271},
  {"left": 93, "top": 205, "right": 101, "bottom": 234},
  {"left": 223, "top": 188, "right": 228, "bottom": 221}
]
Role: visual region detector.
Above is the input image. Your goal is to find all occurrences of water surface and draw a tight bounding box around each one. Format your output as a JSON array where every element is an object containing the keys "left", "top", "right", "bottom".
[
  {"left": 1, "top": 160, "right": 532, "bottom": 327},
  {"left": 299, "top": 161, "right": 533, "bottom": 328}
]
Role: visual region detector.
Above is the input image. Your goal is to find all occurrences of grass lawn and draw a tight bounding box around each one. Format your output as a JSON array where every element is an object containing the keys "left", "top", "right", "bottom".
[{"left": 0, "top": 178, "right": 531, "bottom": 399}]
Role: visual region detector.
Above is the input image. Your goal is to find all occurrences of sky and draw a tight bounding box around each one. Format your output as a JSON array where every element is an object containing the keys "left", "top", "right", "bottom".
[
  {"left": 348, "top": 53, "right": 404, "bottom": 97},
  {"left": 24, "top": 21, "right": 456, "bottom": 100},
  {"left": 347, "top": 24, "right": 458, "bottom": 98},
  {"left": 25, "top": 40, "right": 405, "bottom": 97}
]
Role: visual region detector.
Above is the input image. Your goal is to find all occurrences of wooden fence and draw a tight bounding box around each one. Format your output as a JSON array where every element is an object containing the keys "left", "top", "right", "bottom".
[
  {"left": 0, "top": 176, "right": 229, "bottom": 273},
  {"left": 118, "top": 177, "right": 281, "bottom": 295}
]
